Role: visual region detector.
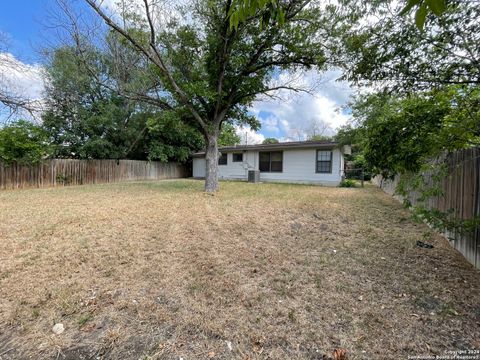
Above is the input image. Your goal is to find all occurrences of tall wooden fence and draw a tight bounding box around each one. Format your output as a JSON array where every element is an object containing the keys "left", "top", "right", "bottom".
[
  {"left": 372, "top": 147, "right": 480, "bottom": 269},
  {"left": 0, "top": 159, "right": 189, "bottom": 190}
]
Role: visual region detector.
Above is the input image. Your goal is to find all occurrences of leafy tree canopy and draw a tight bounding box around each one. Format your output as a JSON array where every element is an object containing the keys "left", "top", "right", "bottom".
[
  {"left": 337, "top": 0, "right": 479, "bottom": 178},
  {"left": 0, "top": 120, "right": 52, "bottom": 165},
  {"left": 230, "top": 0, "right": 447, "bottom": 31},
  {"left": 340, "top": 0, "right": 479, "bottom": 92},
  {"left": 42, "top": 44, "right": 205, "bottom": 162},
  {"left": 308, "top": 134, "right": 332, "bottom": 142},
  {"left": 399, "top": 0, "right": 446, "bottom": 29},
  {"left": 229, "top": 0, "right": 285, "bottom": 29},
  {"left": 146, "top": 110, "right": 205, "bottom": 162},
  {"left": 84, "top": 0, "right": 353, "bottom": 191},
  {"left": 262, "top": 137, "right": 279, "bottom": 144},
  {"left": 218, "top": 123, "right": 241, "bottom": 147},
  {"left": 43, "top": 45, "right": 144, "bottom": 159},
  {"left": 346, "top": 86, "right": 480, "bottom": 178}
]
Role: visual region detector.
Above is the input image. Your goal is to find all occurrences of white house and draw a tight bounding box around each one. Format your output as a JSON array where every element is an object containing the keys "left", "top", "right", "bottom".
[{"left": 192, "top": 140, "right": 349, "bottom": 186}]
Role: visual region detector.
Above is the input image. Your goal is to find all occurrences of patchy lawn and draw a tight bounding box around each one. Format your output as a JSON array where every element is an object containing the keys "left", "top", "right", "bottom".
[{"left": 0, "top": 180, "right": 479, "bottom": 359}]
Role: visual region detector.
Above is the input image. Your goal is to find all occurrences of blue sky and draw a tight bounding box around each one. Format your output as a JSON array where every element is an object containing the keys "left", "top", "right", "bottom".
[
  {"left": 0, "top": 1, "right": 56, "bottom": 61},
  {"left": 0, "top": 0, "right": 353, "bottom": 142}
]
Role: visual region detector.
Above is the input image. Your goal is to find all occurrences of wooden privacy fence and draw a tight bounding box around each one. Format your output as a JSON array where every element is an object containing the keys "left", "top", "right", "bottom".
[
  {"left": 0, "top": 159, "right": 189, "bottom": 190},
  {"left": 373, "top": 147, "right": 480, "bottom": 269}
]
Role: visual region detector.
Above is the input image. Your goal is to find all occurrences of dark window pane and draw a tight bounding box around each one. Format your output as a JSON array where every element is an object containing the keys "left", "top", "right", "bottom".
[
  {"left": 316, "top": 150, "right": 332, "bottom": 173},
  {"left": 317, "top": 161, "right": 331, "bottom": 173},
  {"left": 259, "top": 151, "right": 282, "bottom": 172},
  {"left": 233, "top": 153, "right": 243, "bottom": 162},
  {"left": 259, "top": 152, "right": 270, "bottom": 172},
  {"left": 259, "top": 152, "right": 270, "bottom": 162},
  {"left": 271, "top": 161, "right": 282, "bottom": 172},
  {"left": 271, "top": 152, "right": 282, "bottom": 162},
  {"left": 317, "top": 150, "right": 331, "bottom": 161},
  {"left": 270, "top": 152, "right": 283, "bottom": 172},
  {"left": 259, "top": 161, "right": 270, "bottom": 172},
  {"left": 218, "top": 153, "right": 227, "bottom": 165}
]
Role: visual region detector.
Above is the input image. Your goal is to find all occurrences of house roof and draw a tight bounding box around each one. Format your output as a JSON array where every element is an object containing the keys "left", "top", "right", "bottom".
[{"left": 191, "top": 140, "right": 339, "bottom": 157}]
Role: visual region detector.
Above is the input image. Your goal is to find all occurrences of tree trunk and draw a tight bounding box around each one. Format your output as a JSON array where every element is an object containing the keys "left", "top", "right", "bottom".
[{"left": 205, "top": 134, "right": 219, "bottom": 192}]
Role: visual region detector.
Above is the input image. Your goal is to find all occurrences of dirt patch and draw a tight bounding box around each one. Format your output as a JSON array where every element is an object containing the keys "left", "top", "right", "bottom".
[{"left": 0, "top": 180, "right": 479, "bottom": 359}]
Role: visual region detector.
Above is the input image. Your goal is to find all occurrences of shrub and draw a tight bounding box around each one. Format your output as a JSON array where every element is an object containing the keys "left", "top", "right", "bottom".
[
  {"left": 0, "top": 120, "right": 52, "bottom": 165},
  {"left": 339, "top": 179, "right": 356, "bottom": 188}
]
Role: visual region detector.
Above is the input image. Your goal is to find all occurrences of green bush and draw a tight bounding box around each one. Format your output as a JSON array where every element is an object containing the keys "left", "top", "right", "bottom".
[
  {"left": 0, "top": 120, "right": 52, "bottom": 165},
  {"left": 339, "top": 179, "right": 357, "bottom": 188}
]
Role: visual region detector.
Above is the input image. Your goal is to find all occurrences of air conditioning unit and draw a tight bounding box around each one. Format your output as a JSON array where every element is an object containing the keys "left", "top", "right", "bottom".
[
  {"left": 248, "top": 170, "right": 260, "bottom": 183},
  {"left": 343, "top": 144, "right": 352, "bottom": 155}
]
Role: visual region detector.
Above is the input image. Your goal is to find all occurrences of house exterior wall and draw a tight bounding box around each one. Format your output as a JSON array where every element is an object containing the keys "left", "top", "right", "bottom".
[
  {"left": 256, "top": 148, "right": 343, "bottom": 186},
  {"left": 192, "top": 147, "right": 344, "bottom": 186},
  {"left": 193, "top": 151, "right": 255, "bottom": 179},
  {"left": 218, "top": 152, "right": 249, "bottom": 180}
]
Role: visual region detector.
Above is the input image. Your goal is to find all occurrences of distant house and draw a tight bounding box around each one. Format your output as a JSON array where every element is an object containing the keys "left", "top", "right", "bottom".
[{"left": 192, "top": 140, "right": 350, "bottom": 186}]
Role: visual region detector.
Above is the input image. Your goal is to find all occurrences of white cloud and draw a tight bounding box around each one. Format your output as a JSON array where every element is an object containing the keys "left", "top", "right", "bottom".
[
  {"left": 262, "top": 115, "right": 281, "bottom": 134},
  {"left": 0, "top": 52, "right": 46, "bottom": 120},
  {"left": 97, "top": 0, "right": 184, "bottom": 27},
  {"left": 99, "top": 0, "right": 142, "bottom": 14},
  {"left": 235, "top": 125, "right": 265, "bottom": 145},
  {"left": 0, "top": 53, "right": 45, "bottom": 100},
  {"left": 250, "top": 69, "right": 354, "bottom": 141}
]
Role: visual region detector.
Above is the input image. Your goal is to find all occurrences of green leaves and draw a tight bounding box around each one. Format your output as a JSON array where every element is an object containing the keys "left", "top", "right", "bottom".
[
  {"left": 262, "top": 137, "right": 279, "bottom": 144},
  {"left": 0, "top": 120, "right": 52, "bottom": 165},
  {"left": 349, "top": 86, "right": 480, "bottom": 178},
  {"left": 399, "top": 0, "right": 421, "bottom": 16},
  {"left": 228, "top": 0, "right": 285, "bottom": 29},
  {"left": 425, "top": 0, "right": 445, "bottom": 16},
  {"left": 218, "top": 123, "right": 241, "bottom": 146},
  {"left": 399, "top": 0, "right": 446, "bottom": 30},
  {"left": 146, "top": 111, "right": 204, "bottom": 162},
  {"left": 415, "top": 3, "right": 428, "bottom": 30},
  {"left": 344, "top": 1, "right": 477, "bottom": 91},
  {"left": 43, "top": 45, "right": 200, "bottom": 162}
]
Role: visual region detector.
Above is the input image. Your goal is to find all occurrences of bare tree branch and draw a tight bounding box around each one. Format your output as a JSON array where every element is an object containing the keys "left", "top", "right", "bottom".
[
  {"left": 0, "top": 47, "right": 44, "bottom": 121},
  {"left": 84, "top": 0, "right": 209, "bottom": 133}
]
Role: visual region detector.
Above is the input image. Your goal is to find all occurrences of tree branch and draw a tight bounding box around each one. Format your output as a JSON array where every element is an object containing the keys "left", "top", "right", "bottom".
[
  {"left": 85, "top": 0, "right": 210, "bottom": 133},
  {"left": 214, "top": 0, "right": 235, "bottom": 121},
  {"left": 235, "top": 84, "right": 312, "bottom": 102}
]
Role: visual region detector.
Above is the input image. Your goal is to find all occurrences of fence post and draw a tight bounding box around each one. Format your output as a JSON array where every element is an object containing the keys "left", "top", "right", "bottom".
[{"left": 0, "top": 159, "right": 188, "bottom": 190}]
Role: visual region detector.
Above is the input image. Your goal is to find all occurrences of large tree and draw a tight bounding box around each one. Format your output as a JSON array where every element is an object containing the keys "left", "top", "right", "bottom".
[
  {"left": 340, "top": 0, "right": 479, "bottom": 92},
  {"left": 335, "top": 0, "right": 480, "bottom": 233},
  {"left": 262, "top": 137, "right": 279, "bottom": 144},
  {"left": 42, "top": 45, "right": 139, "bottom": 159},
  {"left": 43, "top": 44, "right": 205, "bottom": 161},
  {"left": 83, "top": 0, "right": 347, "bottom": 191}
]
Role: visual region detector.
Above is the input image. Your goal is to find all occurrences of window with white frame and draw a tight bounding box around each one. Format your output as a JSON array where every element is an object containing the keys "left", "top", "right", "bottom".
[
  {"left": 316, "top": 150, "right": 332, "bottom": 173},
  {"left": 259, "top": 151, "right": 283, "bottom": 172}
]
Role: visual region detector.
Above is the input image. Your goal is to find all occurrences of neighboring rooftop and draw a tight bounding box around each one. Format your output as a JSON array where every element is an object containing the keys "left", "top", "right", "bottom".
[{"left": 191, "top": 140, "right": 339, "bottom": 157}]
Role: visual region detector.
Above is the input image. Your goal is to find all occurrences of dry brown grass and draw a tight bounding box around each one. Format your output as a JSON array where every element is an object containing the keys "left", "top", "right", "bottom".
[{"left": 0, "top": 180, "right": 479, "bottom": 359}]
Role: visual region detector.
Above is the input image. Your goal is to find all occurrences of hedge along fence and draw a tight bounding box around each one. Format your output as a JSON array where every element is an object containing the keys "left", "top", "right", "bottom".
[
  {"left": 0, "top": 159, "right": 189, "bottom": 190},
  {"left": 372, "top": 147, "right": 480, "bottom": 269}
]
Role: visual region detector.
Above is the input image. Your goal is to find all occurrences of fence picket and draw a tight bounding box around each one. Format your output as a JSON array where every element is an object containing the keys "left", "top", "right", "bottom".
[
  {"left": 373, "top": 148, "right": 480, "bottom": 269},
  {"left": 0, "top": 159, "right": 189, "bottom": 190}
]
